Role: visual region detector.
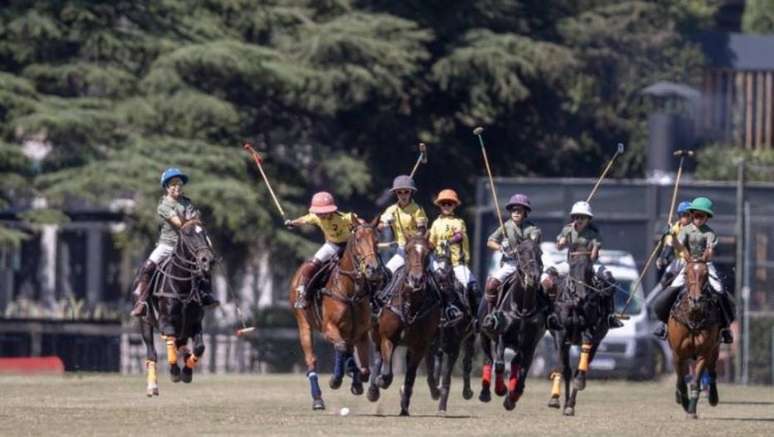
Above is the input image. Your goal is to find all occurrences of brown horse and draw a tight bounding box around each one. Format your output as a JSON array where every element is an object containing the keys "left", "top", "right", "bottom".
[
  {"left": 290, "top": 221, "right": 384, "bottom": 410},
  {"left": 667, "top": 259, "right": 722, "bottom": 419},
  {"left": 367, "top": 233, "right": 441, "bottom": 416}
]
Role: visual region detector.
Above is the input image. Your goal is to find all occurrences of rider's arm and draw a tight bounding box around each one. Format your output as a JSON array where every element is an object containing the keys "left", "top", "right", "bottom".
[
  {"left": 702, "top": 231, "right": 718, "bottom": 262},
  {"left": 486, "top": 226, "right": 503, "bottom": 251},
  {"left": 169, "top": 215, "right": 184, "bottom": 228},
  {"left": 556, "top": 226, "right": 570, "bottom": 250},
  {"left": 158, "top": 200, "right": 184, "bottom": 229},
  {"left": 414, "top": 207, "right": 428, "bottom": 234},
  {"left": 460, "top": 222, "right": 470, "bottom": 264}
]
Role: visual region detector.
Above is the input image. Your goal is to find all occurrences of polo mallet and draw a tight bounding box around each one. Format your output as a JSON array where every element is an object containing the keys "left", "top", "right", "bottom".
[
  {"left": 473, "top": 126, "right": 507, "bottom": 307},
  {"left": 212, "top": 260, "right": 256, "bottom": 337},
  {"left": 666, "top": 150, "right": 695, "bottom": 226},
  {"left": 243, "top": 143, "right": 286, "bottom": 219},
  {"left": 586, "top": 143, "right": 625, "bottom": 203},
  {"left": 618, "top": 149, "right": 695, "bottom": 319},
  {"left": 409, "top": 142, "right": 428, "bottom": 178}
]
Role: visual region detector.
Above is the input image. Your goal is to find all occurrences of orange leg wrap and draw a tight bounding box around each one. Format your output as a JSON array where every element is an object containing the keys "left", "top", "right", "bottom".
[
  {"left": 578, "top": 342, "right": 592, "bottom": 372},
  {"left": 550, "top": 371, "right": 562, "bottom": 397},
  {"left": 166, "top": 337, "right": 177, "bottom": 365}
]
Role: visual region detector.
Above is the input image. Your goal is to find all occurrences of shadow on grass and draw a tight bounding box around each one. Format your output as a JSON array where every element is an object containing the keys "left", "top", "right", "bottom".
[
  {"left": 720, "top": 401, "right": 774, "bottom": 406},
  {"left": 355, "top": 414, "right": 473, "bottom": 419},
  {"left": 708, "top": 417, "right": 774, "bottom": 423}
]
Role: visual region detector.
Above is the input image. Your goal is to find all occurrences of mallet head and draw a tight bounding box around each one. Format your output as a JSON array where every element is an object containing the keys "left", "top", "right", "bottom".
[
  {"left": 673, "top": 149, "right": 695, "bottom": 157},
  {"left": 473, "top": 127, "right": 484, "bottom": 136},
  {"left": 236, "top": 327, "right": 256, "bottom": 337},
  {"left": 617, "top": 142, "right": 625, "bottom": 155},
  {"left": 419, "top": 143, "right": 427, "bottom": 164}
]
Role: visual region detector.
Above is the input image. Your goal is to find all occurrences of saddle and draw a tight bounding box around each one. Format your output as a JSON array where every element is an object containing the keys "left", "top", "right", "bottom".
[{"left": 371, "top": 266, "right": 406, "bottom": 315}]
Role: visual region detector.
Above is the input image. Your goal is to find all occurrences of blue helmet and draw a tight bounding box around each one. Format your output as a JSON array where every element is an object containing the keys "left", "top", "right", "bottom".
[
  {"left": 160, "top": 168, "right": 188, "bottom": 188},
  {"left": 676, "top": 201, "right": 691, "bottom": 216}
]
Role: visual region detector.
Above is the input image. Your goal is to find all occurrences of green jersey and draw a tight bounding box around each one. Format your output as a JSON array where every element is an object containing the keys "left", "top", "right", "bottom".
[
  {"left": 157, "top": 196, "right": 193, "bottom": 246},
  {"left": 677, "top": 223, "right": 717, "bottom": 259}
]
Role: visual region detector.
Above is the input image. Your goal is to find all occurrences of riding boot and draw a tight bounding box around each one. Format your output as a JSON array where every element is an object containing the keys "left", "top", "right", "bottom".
[
  {"left": 295, "top": 259, "right": 321, "bottom": 309},
  {"left": 198, "top": 272, "right": 220, "bottom": 309},
  {"left": 130, "top": 260, "right": 157, "bottom": 317},
  {"left": 481, "top": 278, "right": 501, "bottom": 332},
  {"left": 717, "top": 292, "right": 736, "bottom": 344},
  {"left": 650, "top": 285, "right": 681, "bottom": 324}
]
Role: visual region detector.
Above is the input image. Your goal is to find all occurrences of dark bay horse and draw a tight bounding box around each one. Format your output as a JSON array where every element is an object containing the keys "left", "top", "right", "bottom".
[
  {"left": 668, "top": 259, "right": 722, "bottom": 419},
  {"left": 138, "top": 219, "right": 215, "bottom": 396},
  {"left": 367, "top": 234, "right": 440, "bottom": 416},
  {"left": 478, "top": 239, "right": 546, "bottom": 410},
  {"left": 290, "top": 220, "right": 384, "bottom": 410},
  {"left": 425, "top": 242, "right": 476, "bottom": 414},
  {"left": 547, "top": 247, "right": 613, "bottom": 416}
]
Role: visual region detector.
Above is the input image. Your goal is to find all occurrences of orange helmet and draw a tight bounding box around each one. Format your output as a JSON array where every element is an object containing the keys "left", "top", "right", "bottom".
[
  {"left": 309, "top": 191, "right": 338, "bottom": 214},
  {"left": 434, "top": 189, "right": 461, "bottom": 206}
]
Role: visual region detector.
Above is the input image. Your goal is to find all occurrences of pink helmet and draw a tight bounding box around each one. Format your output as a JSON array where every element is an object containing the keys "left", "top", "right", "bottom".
[{"left": 309, "top": 191, "right": 338, "bottom": 214}]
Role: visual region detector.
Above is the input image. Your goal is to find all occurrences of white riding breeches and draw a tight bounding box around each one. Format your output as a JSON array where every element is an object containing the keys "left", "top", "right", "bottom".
[
  {"left": 149, "top": 243, "right": 175, "bottom": 264},
  {"left": 385, "top": 247, "right": 406, "bottom": 273},
  {"left": 313, "top": 242, "right": 343, "bottom": 263},
  {"left": 491, "top": 260, "right": 518, "bottom": 283},
  {"left": 430, "top": 258, "right": 476, "bottom": 286}
]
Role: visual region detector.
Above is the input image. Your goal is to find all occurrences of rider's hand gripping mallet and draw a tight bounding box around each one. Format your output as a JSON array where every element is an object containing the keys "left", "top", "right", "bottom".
[
  {"left": 243, "top": 143, "right": 286, "bottom": 219},
  {"left": 586, "top": 143, "right": 625, "bottom": 203},
  {"left": 409, "top": 142, "right": 428, "bottom": 178}
]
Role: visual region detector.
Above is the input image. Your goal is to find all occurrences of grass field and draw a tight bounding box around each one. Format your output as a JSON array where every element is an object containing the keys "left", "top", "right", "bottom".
[{"left": 0, "top": 373, "right": 772, "bottom": 436}]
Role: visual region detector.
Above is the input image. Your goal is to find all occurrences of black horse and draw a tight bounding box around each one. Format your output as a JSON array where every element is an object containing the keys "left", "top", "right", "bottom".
[
  {"left": 137, "top": 219, "right": 215, "bottom": 397},
  {"left": 478, "top": 239, "right": 546, "bottom": 410},
  {"left": 547, "top": 246, "right": 614, "bottom": 416},
  {"left": 425, "top": 241, "right": 477, "bottom": 415}
]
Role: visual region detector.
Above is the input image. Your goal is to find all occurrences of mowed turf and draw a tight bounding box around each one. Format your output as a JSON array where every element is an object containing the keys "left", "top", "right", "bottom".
[{"left": 0, "top": 373, "right": 772, "bottom": 436}]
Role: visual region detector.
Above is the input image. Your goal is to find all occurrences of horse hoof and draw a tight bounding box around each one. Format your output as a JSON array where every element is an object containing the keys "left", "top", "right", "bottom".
[
  {"left": 548, "top": 397, "right": 561, "bottom": 409},
  {"left": 462, "top": 387, "right": 474, "bottom": 400},
  {"left": 351, "top": 382, "right": 364, "bottom": 396},
  {"left": 563, "top": 407, "right": 575, "bottom": 416},
  {"left": 181, "top": 367, "right": 193, "bottom": 384},
  {"left": 430, "top": 386, "right": 440, "bottom": 401},
  {"left": 153, "top": 387, "right": 159, "bottom": 396},
  {"left": 376, "top": 375, "right": 392, "bottom": 390},
  {"left": 399, "top": 409, "right": 410, "bottom": 417},
  {"left": 367, "top": 385, "right": 380, "bottom": 402},
  {"left": 708, "top": 385, "right": 719, "bottom": 407},
  {"left": 479, "top": 389, "right": 491, "bottom": 403},
  {"left": 675, "top": 390, "right": 683, "bottom": 405},
  {"left": 169, "top": 365, "right": 181, "bottom": 383},
  {"left": 503, "top": 397, "right": 515, "bottom": 411},
  {"left": 329, "top": 376, "right": 343, "bottom": 390},
  {"left": 687, "top": 413, "right": 698, "bottom": 420},
  {"left": 146, "top": 390, "right": 153, "bottom": 398},
  {"left": 437, "top": 409, "right": 446, "bottom": 417},
  {"left": 494, "top": 384, "right": 507, "bottom": 397},
  {"left": 312, "top": 399, "right": 326, "bottom": 410}
]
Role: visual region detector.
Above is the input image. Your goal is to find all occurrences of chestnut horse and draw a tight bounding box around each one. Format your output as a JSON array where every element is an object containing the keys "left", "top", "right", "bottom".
[
  {"left": 290, "top": 221, "right": 384, "bottom": 410},
  {"left": 667, "top": 259, "right": 722, "bottom": 419},
  {"left": 367, "top": 233, "right": 441, "bottom": 416},
  {"left": 138, "top": 219, "right": 215, "bottom": 396}
]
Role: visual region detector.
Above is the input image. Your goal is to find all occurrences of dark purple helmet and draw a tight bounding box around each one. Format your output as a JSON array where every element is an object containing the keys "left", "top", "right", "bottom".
[{"left": 506, "top": 193, "right": 532, "bottom": 211}]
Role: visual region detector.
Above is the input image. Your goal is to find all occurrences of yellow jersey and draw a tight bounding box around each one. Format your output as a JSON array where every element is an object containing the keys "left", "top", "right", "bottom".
[
  {"left": 297, "top": 212, "right": 357, "bottom": 244},
  {"left": 665, "top": 222, "right": 688, "bottom": 260},
  {"left": 380, "top": 201, "right": 428, "bottom": 246},
  {"left": 429, "top": 215, "right": 470, "bottom": 266}
]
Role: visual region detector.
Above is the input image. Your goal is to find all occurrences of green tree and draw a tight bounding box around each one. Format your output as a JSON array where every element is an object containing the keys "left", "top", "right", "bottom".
[{"left": 742, "top": 0, "right": 774, "bottom": 33}]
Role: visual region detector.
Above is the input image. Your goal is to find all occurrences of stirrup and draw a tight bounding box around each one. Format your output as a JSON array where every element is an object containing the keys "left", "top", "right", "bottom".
[{"left": 653, "top": 323, "right": 667, "bottom": 340}]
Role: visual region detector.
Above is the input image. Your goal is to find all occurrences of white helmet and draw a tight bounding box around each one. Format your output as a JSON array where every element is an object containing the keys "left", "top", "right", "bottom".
[{"left": 570, "top": 201, "right": 593, "bottom": 218}]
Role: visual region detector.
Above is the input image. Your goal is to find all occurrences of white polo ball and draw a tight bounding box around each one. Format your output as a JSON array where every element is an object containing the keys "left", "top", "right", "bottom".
[{"left": 339, "top": 407, "right": 350, "bottom": 416}]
